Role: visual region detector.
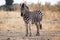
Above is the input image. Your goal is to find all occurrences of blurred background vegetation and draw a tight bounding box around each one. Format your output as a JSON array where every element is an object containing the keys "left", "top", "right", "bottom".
[{"left": 0, "top": 0, "right": 60, "bottom": 12}]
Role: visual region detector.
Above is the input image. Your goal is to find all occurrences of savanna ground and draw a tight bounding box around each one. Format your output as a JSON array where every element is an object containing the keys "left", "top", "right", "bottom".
[{"left": 0, "top": 10, "right": 60, "bottom": 40}]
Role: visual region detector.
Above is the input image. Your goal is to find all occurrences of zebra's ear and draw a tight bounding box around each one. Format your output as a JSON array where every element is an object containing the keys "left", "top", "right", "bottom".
[
  {"left": 20, "top": 4, "right": 21, "bottom": 6},
  {"left": 20, "top": 4, "right": 22, "bottom": 7}
]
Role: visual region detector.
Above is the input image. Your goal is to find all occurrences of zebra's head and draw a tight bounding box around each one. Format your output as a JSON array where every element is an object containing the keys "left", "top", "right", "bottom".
[{"left": 21, "top": 3, "right": 29, "bottom": 17}]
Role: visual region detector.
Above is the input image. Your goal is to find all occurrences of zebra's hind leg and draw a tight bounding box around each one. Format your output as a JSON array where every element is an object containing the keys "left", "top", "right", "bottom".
[
  {"left": 26, "top": 27, "right": 28, "bottom": 36},
  {"left": 26, "top": 29, "right": 28, "bottom": 36},
  {"left": 35, "top": 23, "right": 40, "bottom": 36}
]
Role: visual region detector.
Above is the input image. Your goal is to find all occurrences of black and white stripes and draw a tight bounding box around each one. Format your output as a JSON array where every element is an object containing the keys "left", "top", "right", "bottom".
[{"left": 21, "top": 3, "right": 43, "bottom": 36}]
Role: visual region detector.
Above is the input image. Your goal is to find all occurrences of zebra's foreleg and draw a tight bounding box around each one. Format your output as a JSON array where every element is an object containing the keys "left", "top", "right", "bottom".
[
  {"left": 28, "top": 21, "right": 32, "bottom": 36},
  {"left": 25, "top": 24, "right": 28, "bottom": 36}
]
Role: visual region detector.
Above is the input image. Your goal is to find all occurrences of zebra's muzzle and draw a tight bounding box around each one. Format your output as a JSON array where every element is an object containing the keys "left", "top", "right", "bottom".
[{"left": 21, "top": 13, "right": 24, "bottom": 16}]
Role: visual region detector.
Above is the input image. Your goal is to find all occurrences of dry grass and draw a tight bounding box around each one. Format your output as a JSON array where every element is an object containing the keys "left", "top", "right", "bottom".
[
  {"left": 0, "top": 11, "right": 60, "bottom": 40},
  {"left": 0, "top": 11, "right": 60, "bottom": 31}
]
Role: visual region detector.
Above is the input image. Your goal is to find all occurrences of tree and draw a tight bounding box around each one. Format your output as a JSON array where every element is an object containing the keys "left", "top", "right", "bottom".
[
  {"left": 5, "top": 0, "right": 14, "bottom": 11},
  {"left": 5, "top": 0, "right": 13, "bottom": 5}
]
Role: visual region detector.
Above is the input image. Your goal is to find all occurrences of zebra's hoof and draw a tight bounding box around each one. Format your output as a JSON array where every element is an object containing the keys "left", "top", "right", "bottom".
[
  {"left": 36, "top": 33, "right": 40, "bottom": 36},
  {"left": 29, "top": 34, "right": 31, "bottom": 36},
  {"left": 25, "top": 34, "right": 28, "bottom": 37}
]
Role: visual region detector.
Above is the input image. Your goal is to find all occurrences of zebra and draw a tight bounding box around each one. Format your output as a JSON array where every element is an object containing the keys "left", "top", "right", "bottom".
[{"left": 21, "top": 3, "right": 43, "bottom": 36}]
